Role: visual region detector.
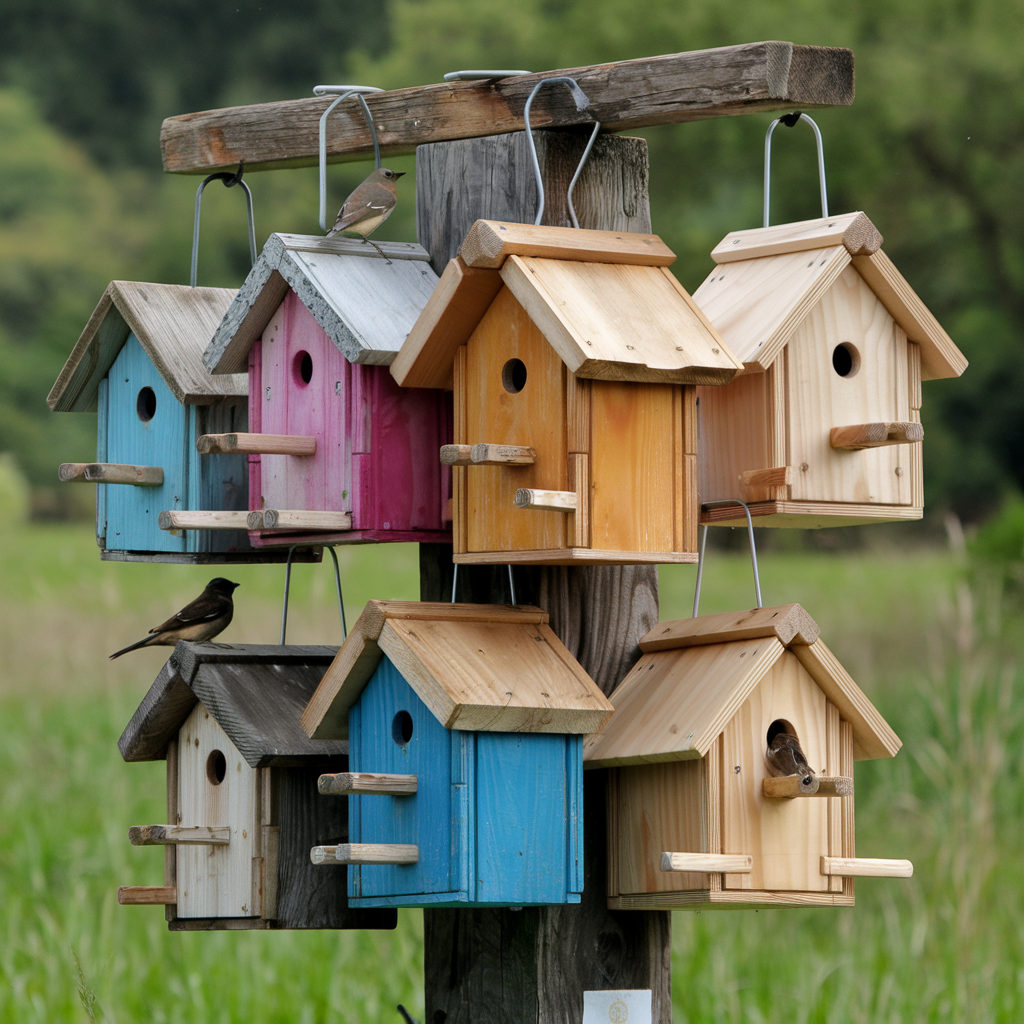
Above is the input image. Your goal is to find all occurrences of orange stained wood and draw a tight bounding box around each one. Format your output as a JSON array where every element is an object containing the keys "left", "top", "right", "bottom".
[
  {"left": 589, "top": 379, "right": 678, "bottom": 553},
  {"left": 720, "top": 650, "right": 829, "bottom": 892},
  {"left": 464, "top": 286, "right": 568, "bottom": 553}
]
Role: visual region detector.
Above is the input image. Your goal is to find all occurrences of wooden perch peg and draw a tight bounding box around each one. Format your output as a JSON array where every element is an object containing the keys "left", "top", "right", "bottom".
[
  {"left": 158, "top": 511, "right": 252, "bottom": 532},
  {"left": 821, "top": 856, "right": 913, "bottom": 878},
  {"left": 440, "top": 443, "right": 536, "bottom": 466},
  {"left": 739, "top": 466, "right": 791, "bottom": 503},
  {"left": 514, "top": 488, "right": 578, "bottom": 512},
  {"left": 310, "top": 843, "right": 419, "bottom": 866},
  {"left": 660, "top": 852, "right": 752, "bottom": 874},
  {"left": 252, "top": 510, "right": 353, "bottom": 531},
  {"left": 830, "top": 422, "right": 924, "bottom": 450},
  {"left": 196, "top": 432, "right": 316, "bottom": 456},
  {"left": 318, "top": 772, "right": 418, "bottom": 796},
  {"left": 117, "top": 885, "right": 177, "bottom": 905},
  {"left": 59, "top": 463, "right": 163, "bottom": 486},
  {"left": 129, "top": 824, "right": 230, "bottom": 845},
  {"left": 763, "top": 775, "right": 853, "bottom": 798}
]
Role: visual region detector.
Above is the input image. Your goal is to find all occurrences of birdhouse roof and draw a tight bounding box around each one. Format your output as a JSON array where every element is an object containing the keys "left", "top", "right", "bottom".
[
  {"left": 391, "top": 220, "right": 743, "bottom": 390},
  {"left": 47, "top": 282, "right": 245, "bottom": 413},
  {"left": 582, "top": 603, "right": 901, "bottom": 768},
  {"left": 691, "top": 211, "right": 968, "bottom": 380},
  {"left": 118, "top": 642, "right": 348, "bottom": 768},
  {"left": 203, "top": 233, "right": 440, "bottom": 375},
  {"left": 301, "top": 600, "right": 615, "bottom": 741}
]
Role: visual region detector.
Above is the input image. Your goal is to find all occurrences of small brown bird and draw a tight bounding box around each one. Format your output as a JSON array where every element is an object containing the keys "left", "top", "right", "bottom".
[
  {"left": 326, "top": 166, "right": 405, "bottom": 261},
  {"left": 108, "top": 578, "right": 239, "bottom": 659},
  {"left": 765, "top": 730, "right": 815, "bottom": 780}
]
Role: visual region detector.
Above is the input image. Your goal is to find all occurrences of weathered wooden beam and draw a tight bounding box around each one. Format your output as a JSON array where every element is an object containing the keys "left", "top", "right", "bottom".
[
  {"left": 59, "top": 463, "right": 163, "bottom": 486},
  {"left": 161, "top": 42, "right": 854, "bottom": 174},
  {"left": 129, "top": 824, "right": 231, "bottom": 846},
  {"left": 820, "top": 856, "right": 913, "bottom": 878},
  {"left": 196, "top": 433, "right": 317, "bottom": 456},
  {"left": 318, "top": 772, "right": 418, "bottom": 796},
  {"left": 660, "top": 852, "right": 753, "bottom": 873}
]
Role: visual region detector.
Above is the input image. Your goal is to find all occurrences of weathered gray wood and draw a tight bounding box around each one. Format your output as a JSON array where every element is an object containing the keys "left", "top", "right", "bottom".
[
  {"left": 419, "top": 131, "right": 669, "bottom": 1024},
  {"left": 60, "top": 463, "right": 165, "bottom": 486},
  {"left": 204, "top": 233, "right": 438, "bottom": 375},
  {"left": 161, "top": 43, "right": 854, "bottom": 174},
  {"left": 119, "top": 660, "right": 198, "bottom": 762}
]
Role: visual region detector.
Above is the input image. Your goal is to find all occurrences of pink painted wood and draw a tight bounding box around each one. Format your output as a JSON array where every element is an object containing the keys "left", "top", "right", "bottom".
[{"left": 247, "top": 292, "right": 451, "bottom": 543}]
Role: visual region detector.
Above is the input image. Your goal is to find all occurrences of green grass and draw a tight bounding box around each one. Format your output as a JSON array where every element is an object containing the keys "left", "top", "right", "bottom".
[{"left": 1, "top": 524, "right": 1021, "bottom": 1021}]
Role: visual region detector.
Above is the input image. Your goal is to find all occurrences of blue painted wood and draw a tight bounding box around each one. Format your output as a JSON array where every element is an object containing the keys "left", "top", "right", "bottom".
[
  {"left": 104, "top": 335, "right": 186, "bottom": 553},
  {"left": 96, "top": 377, "right": 108, "bottom": 545}
]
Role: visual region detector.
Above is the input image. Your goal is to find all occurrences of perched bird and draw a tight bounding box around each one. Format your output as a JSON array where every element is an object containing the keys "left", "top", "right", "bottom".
[
  {"left": 326, "top": 166, "right": 405, "bottom": 262},
  {"left": 765, "top": 729, "right": 815, "bottom": 780},
  {"left": 109, "top": 578, "right": 239, "bottom": 659}
]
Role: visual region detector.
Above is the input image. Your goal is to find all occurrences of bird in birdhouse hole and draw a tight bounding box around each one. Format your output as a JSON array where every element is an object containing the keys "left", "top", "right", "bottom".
[
  {"left": 108, "top": 578, "right": 239, "bottom": 659},
  {"left": 765, "top": 729, "right": 815, "bottom": 781},
  {"left": 326, "top": 167, "right": 405, "bottom": 262}
]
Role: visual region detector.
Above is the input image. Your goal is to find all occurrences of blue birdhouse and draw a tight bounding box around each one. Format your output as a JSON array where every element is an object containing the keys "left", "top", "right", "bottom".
[
  {"left": 300, "top": 600, "right": 615, "bottom": 908},
  {"left": 47, "top": 281, "right": 291, "bottom": 563}
]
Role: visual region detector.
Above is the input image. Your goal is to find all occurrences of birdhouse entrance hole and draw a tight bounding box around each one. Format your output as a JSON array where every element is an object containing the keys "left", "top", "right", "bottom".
[
  {"left": 293, "top": 350, "right": 314, "bottom": 387},
  {"left": 136, "top": 386, "right": 157, "bottom": 422},
  {"left": 501, "top": 358, "right": 528, "bottom": 394},
  {"left": 831, "top": 343, "right": 860, "bottom": 378},
  {"left": 392, "top": 710, "right": 413, "bottom": 746},
  {"left": 766, "top": 719, "right": 797, "bottom": 748},
  {"left": 206, "top": 749, "right": 227, "bottom": 785}
]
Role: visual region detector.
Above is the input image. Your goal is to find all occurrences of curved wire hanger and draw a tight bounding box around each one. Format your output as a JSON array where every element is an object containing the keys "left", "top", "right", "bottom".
[
  {"left": 190, "top": 164, "right": 257, "bottom": 288},
  {"left": 763, "top": 112, "right": 828, "bottom": 228},
  {"left": 522, "top": 77, "right": 601, "bottom": 228},
  {"left": 314, "top": 84, "right": 385, "bottom": 231},
  {"left": 692, "top": 500, "right": 763, "bottom": 618}
]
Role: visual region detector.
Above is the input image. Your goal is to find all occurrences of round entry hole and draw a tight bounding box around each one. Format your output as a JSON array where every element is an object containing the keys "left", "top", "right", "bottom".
[
  {"left": 206, "top": 749, "right": 227, "bottom": 785},
  {"left": 392, "top": 710, "right": 414, "bottom": 746},
  {"left": 293, "top": 350, "right": 313, "bottom": 386},
  {"left": 502, "top": 358, "right": 527, "bottom": 394},
  {"left": 136, "top": 386, "right": 157, "bottom": 422},
  {"left": 832, "top": 343, "right": 860, "bottom": 378}
]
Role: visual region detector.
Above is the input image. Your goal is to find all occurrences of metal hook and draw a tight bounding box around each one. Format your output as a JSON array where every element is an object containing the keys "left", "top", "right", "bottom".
[
  {"left": 314, "top": 85, "right": 385, "bottom": 232},
  {"left": 522, "top": 77, "right": 601, "bottom": 228},
  {"left": 763, "top": 112, "right": 828, "bottom": 228},
  {"left": 692, "top": 500, "right": 763, "bottom": 618},
  {"left": 280, "top": 545, "right": 347, "bottom": 644},
  {"left": 449, "top": 563, "right": 517, "bottom": 605},
  {"left": 190, "top": 164, "right": 257, "bottom": 288}
]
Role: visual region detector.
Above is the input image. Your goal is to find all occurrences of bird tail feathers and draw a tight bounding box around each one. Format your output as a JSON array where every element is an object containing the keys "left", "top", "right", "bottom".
[{"left": 108, "top": 634, "right": 159, "bottom": 660}]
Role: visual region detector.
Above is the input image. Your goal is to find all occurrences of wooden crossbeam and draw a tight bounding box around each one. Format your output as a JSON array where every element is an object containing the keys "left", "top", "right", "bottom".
[{"left": 160, "top": 42, "right": 853, "bottom": 174}]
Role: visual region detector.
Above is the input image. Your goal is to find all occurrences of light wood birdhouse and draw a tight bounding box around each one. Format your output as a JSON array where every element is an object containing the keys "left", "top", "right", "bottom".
[
  {"left": 584, "top": 604, "right": 912, "bottom": 909},
  {"left": 691, "top": 213, "right": 968, "bottom": 527},
  {"left": 116, "top": 642, "right": 395, "bottom": 931},
  {"left": 391, "top": 221, "right": 742, "bottom": 565}
]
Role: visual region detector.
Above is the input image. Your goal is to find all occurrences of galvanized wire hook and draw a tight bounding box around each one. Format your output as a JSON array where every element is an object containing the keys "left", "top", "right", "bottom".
[
  {"left": 523, "top": 77, "right": 601, "bottom": 228},
  {"left": 190, "top": 164, "right": 257, "bottom": 288},
  {"left": 281, "top": 545, "right": 347, "bottom": 644},
  {"left": 763, "top": 112, "right": 828, "bottom": 228},
  {"left": 314, "top": 85, "right": 385, "bottom": 232},
  {"left": 449, "top": 563, "right": 517, "bottom": 605},
  {"left": 692, "top": 500, "right": 763, "bottom": 618}
]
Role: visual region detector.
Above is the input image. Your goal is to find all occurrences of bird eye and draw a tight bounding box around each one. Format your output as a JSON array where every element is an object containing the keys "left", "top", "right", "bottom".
[{"left": 384, "top": 170, "right": 393, "bottom": 177}]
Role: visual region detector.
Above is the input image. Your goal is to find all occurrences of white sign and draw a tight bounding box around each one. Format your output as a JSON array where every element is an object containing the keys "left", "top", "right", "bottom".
[{"left": 583, "top": 989, "right": 653, "bottom": 1024}]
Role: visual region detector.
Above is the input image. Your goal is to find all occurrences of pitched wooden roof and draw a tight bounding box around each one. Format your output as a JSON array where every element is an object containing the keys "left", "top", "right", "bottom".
[
  {"left": 203, "top": 233, "right": 439, "bottom": 375},
  {"left": 48, "top": 282, "right": 244, "bottom": 412},
  {"left": 118, "top": 642, "right": 346, "bottom": 767},
  {"left": 582, "top": 603, "right": 900, "bottom": 768},
  {"left": 301, "top": 600, "right": 614, "bottom": 740},
  {"left": 391, "top": 220, "right": 742, "bottom": 390},
  {"left": 691, "top": 211, "right": 968, "bottom": 380}
]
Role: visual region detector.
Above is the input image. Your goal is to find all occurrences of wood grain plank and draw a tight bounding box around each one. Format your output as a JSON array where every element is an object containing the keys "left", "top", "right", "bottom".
[
  {"left": 159, "top": 510, "right": 252, "bottom": 531},
  {"left": 118, "top": 886, "right": 177, "bottom": 905},
  {"left": 699, "top": 499, "right": 923, "bottom": 527},
  {"left": 821, "top": 856, "right": 913, "bottom": 878},
  {"left": 196, "top": 433, "right": 316, "bottom": 456},
  {"left": 711, "top": 212, "right": 882, "bottom": 263},
  {"left": 454, "top": 547, "right": 698, "bottom": 565},
  {"left": 60, "top": 463, "right": 164, "bottom": 486},
  {"left": 640, "top": 604, "right": 819, "bottom": 652},
  {"left": 318, "top": 772, "right": 418, "bottom": 796},
  {"left": 826, "top": 700, "right": 843, "bottom": 892},
  {"left": 119, "top": 659, "right": 198, "bottom": 763}
]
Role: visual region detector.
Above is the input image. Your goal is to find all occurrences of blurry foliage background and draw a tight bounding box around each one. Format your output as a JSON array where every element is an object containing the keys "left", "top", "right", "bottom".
[{"left": 0, "top": 0, "right": 1020, "bottom": 525}]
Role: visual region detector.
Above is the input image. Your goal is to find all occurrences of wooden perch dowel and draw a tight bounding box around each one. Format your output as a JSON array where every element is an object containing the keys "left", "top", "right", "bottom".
[
  {"left": 59, "top": 463, "right": 164, "bottom": 486},
  {"left": 129, "top": 825, "right": 230, "bottom": 846},
  {"left": 310, "top": 843, "right": 419, "bottom": 866},
  {"left": 440, "top": 445, "right": 473, "bottom": 466},
  {"left": 660, "top": 852, "right": 752, "bottom": 874},
  {"left": 821, "top": 856, "right": 913, "bottom": 878},
  {"left": 158, "top": 511, "right": 252, "bottom": 532},
  {"left": 829, "top": 422, "right": 924, "bottom": 450},
  {"left": 253, "top": 510, "right": 353, "bottom": 531},
  {"left": 514, "top": 488, "right": 578, "bottom": 512},
  {"left": 117, "top": 885, "right": 177, "bottom": 905},
  {"left": 441, "top": 443, "right": 537, "bottom": 466},
  {"left": 739, "top": 466, "right": 791, "bottom": 503},
  {"left": 763, "top": 775, "right": 853, "bottom": 798},
  {"left": 196, "top": 432, "right": 317, "bottom": 456},
  {"left": 318, "top": 772, "right": 418, "bottom": 796}
]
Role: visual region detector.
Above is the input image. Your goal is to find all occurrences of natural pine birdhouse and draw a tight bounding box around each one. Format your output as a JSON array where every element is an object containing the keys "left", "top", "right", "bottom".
[
  {"left": 691, "top": 212, "right": 968, "bottom": 527},
  {"left": 116, "top": 641, "right": 395, "bottom": 931},
  {"left": 391, "top": 221, "right": 743, "bottom": 565},
  {"left": 47, "top": 282, "right": 273, "bottom": 562},
  {"left": 300, "top": 600, "right": 615, "bottom": 907},
  {"left": 198, "top": 233, "right": 451, "bottom": 547},
  {"left": 584, "top": 604, "right": 912, "bottom": 909}
]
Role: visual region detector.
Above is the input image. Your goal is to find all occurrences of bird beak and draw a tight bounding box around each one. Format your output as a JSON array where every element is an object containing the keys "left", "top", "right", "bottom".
[{"left": 394, "top": 172, "right": 406, "bottom": 179}]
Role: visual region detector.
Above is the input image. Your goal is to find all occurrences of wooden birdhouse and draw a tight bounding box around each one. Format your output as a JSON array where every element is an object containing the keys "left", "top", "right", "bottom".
[
  {"left": 300, "top": 600, "right": 615, "bottom": 907},
  {"left": 391, "top": 221, "right": 743, "bottom": 565},
  {"left": 691, "top": 212, "right": 968, "bottom": 527},
  {"left": 116, "top": 641, "right": 395, "bottom": 931},
  {"left": 197, "top": 233, "right": 451, "bottom": 547},
  {"left": 584, "top": 603, "right": 912, "bottom": 909},
  {"left": 47, "top": 282, "right": 275, "bottom": 562}
]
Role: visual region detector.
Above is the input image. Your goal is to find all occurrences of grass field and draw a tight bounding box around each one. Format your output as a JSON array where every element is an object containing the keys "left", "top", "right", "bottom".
[{"left": 1, "top": 523, "right": 1021, "bottom": 1022}]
